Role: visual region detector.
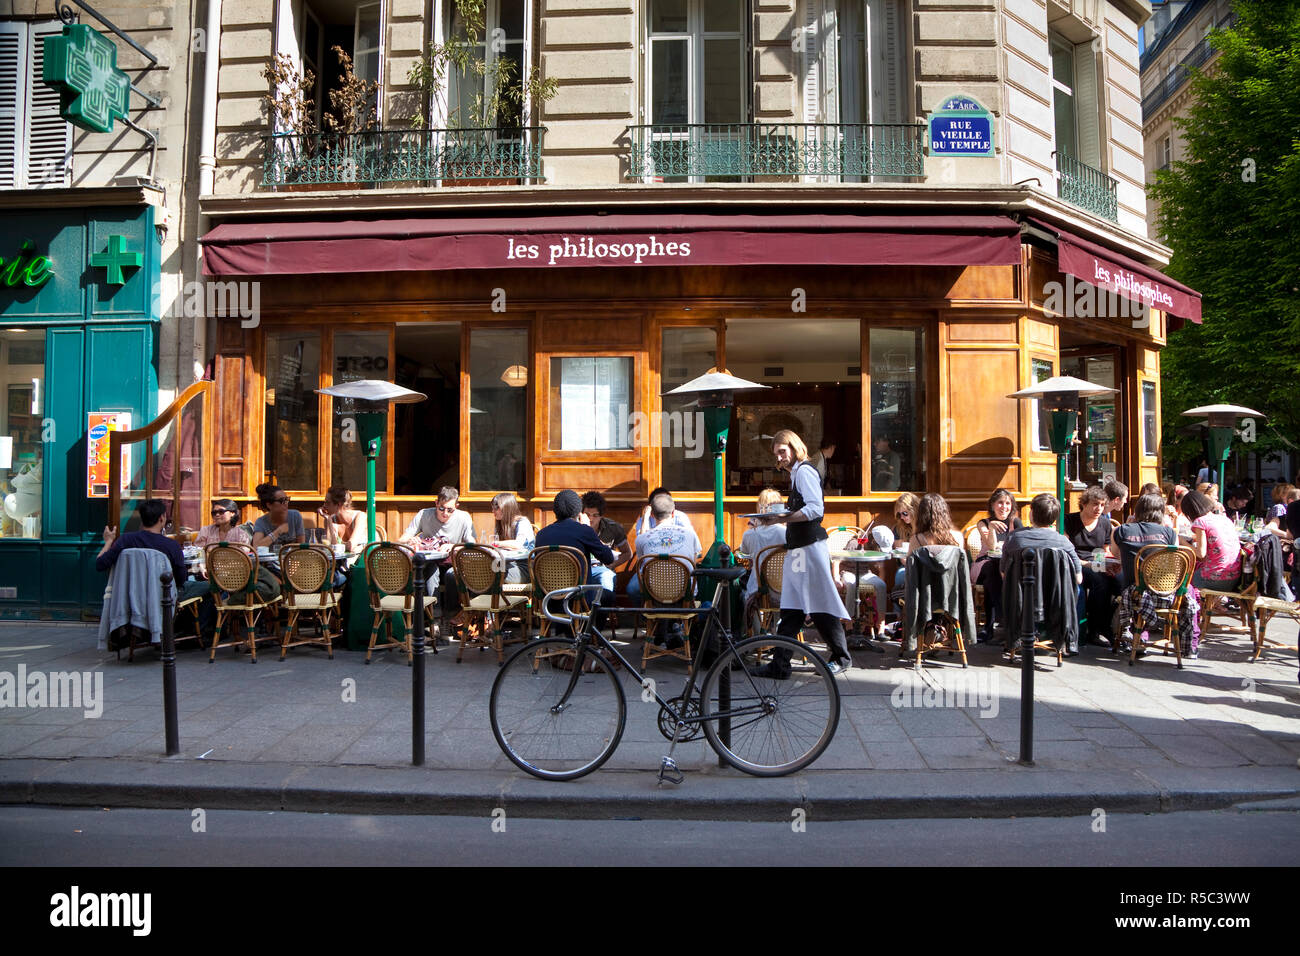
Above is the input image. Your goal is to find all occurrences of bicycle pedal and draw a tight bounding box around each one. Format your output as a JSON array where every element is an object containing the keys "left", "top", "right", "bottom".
[{"left": 657, "top": 756, "right": 684, "bottom": 786}]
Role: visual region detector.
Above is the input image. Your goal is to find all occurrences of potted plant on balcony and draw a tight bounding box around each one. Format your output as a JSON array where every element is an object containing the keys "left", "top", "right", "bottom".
[
  {"left": 262, "top": 47, "right": 380, "bottom": 191},
  {"left": 406, "top": 0, "right": 556, "bottom": 186}
]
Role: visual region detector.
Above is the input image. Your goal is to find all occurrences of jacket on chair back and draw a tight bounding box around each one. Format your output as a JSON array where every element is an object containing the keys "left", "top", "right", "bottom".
[
  {"left": 1001, "top": 546, "right": 1080, "bottom": 654},
  {"left": 902, "top": 545, "right": 976, "bottom": 654}
]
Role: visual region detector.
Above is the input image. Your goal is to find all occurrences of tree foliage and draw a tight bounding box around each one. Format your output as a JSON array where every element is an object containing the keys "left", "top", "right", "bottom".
[{"left": 1150, "top": 0, "right": 1300, "bottom": 466}]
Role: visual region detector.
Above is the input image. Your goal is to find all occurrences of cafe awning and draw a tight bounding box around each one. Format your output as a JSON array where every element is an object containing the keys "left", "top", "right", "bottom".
[
  {"left": 201, "top": 213, "right": 1022, "bottom": 276},
  {"left": 1029, "top": 217, "right": 1202, "bottom": 324}
]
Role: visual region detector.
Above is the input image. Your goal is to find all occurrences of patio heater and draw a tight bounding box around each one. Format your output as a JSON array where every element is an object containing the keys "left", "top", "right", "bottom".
[
  {"left": 662, "top": 371, "right": 768, "bottom": 568},
  {"left": 315, "top": 379, "right": 427, "bottom": 543},
  {"left": 1181, "top": 404, "right": 1265, "bottom": 503},
  {"left": 1008, "top": 376, "right": 1118, "bottom": 532}
]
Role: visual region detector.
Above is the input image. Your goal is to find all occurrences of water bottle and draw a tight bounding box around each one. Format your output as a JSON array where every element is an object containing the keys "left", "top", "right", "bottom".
[{"left": 1092, "top": 548, "right": 1105, "bottom": 572}]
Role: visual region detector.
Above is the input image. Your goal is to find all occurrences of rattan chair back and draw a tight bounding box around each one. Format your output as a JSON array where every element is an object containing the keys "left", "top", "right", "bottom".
[
  {"left": 364, "top": 543, "right": 415, "bottom": 597},
  {"left": 756, "top": 546, "right": 787, "bottom": 599},
  {"left": 1135, "top": 544, "right": 1195, "bottom": 598},
  {"left": 961, "top": 519, "right": 983, "bottom": 562},
  {"left": 639, "top": 555, "right": 694, "bottom": 606},
  {"left": 451, "top": 544, "right": 501, "bottom": 597},
  {"left": 205, "top": 543, "right": 257, "bottom": 594},
  {"left": 826, "top": 526, "right": 863, "bottom": 553},
  {"left": 529, "top": 546, "right": 586, "bottom": 597},
  {"left": 280, "top": 544, "right": 333, "bottom": 595}
]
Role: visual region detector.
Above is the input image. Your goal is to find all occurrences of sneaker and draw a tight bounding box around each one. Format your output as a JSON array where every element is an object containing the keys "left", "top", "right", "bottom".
[
  {"left": 827, "top": 659, "right": 852, "bottom": 675},
  {"left": 1186, "top": 647, "right": 1199, "bottom": 660},
  {"left": 750, "top": 663, "right": 791, "bottom": 680}
]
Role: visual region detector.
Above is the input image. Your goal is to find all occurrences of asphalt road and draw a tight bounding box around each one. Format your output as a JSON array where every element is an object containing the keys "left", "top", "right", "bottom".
[{"left": 2, "top": 803, "right": 1296, "bottom": 867}]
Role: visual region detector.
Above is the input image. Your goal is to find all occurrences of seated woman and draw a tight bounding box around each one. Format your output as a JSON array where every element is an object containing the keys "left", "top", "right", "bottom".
[
  {"left": 317, "top": 485, "right": 368, "bottom": 553},
  {"left": 970, "top": 488, "right": 1023, "bottom": 642},
  {"left": 741, "top": 488, "right": 787, "bottom": 621},
  {"left": 899, "top": 494, "right": 972, "bottom": 659},
  {"left": 1065, "top": 485, "right": 1122, "bottom": 646},
  {"left": 1182, "top": 489, "right": 1242, "bottom": 591},
  {"left": 182, "top": 499, "right": 252, "bottom": 636},
  {"left": 491, "top": 492, "right": 535, "bottom": 584},
  {"left": 1111, "top": 492, "right": 1177, "bottom": 590},
  {"left": 889, "top": 491, "right": 920, "bottom": 592},
  {"left": 1265, "top": 484, "right": 1297, "bottom": 538},
  {"left": 251, "top": 483, "right": 306, "bottom": 551}
]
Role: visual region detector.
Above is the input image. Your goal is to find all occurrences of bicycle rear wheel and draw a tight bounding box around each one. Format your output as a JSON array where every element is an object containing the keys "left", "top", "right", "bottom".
[
  {"left": 699, "top": 635, "right": 839, "bottom": 776},
  {"left": 490, "top": 638, "right": 626, "bottom": 781}
]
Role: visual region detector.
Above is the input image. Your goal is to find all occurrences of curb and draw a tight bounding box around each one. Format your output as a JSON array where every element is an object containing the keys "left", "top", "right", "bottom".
[{"left": 2, "top": 758, "right": 1297, "bottom": 821}]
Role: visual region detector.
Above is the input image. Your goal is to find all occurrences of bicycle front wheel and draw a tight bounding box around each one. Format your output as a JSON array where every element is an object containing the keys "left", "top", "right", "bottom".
[
  {"left": 489, "top": 638, "right": 626, "bottom": 781},
  {"left": 700, "top": 635, "right": 840, "bottom": 776}
]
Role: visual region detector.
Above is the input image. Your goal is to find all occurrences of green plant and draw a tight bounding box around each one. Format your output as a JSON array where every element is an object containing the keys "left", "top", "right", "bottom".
[{"left": 407, "top": 0, "right": 557, "bottom": 128}]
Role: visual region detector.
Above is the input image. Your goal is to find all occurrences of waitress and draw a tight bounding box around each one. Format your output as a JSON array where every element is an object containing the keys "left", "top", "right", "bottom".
[{"left": 757, "top": 429, "right": 853, "bottom": 677}]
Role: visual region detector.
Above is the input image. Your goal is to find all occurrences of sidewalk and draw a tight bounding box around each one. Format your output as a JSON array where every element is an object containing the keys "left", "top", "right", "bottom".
[{"left": 1, "top": 620, "right": 1296, "bottom": 820}]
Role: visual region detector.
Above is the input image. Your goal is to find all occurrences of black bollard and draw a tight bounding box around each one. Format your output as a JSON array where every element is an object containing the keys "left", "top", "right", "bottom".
[
  {"left": 411, "top": 553, "right": 427, "bottom": 767},
  {"left": 716, "top": 550, "right": 733, "bottom": 766},
  {"left": 1018, "top": 547, "right": 1036, "bottom": 766},
  {"left": 160, "top": 572, "right": 180, "bottom": 757}
]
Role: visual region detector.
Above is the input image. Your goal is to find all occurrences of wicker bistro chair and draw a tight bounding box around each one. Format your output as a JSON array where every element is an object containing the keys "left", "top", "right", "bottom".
[
  {"left": 1251, "top": 595, "right": 1300, "bottom": 662},
  {"left": 636, "top": 554, "right": 697, "bottom": 670},
  {"left": 451, "top": 544, "right": 531, "bottom": 665},
  {"left": 1129, "top": 544, "right": 1197, "bottom": 668},
  {"left": 205, "top": 542, "right": 282, "bottom": 663},
  {"left": 528, "top": 545, "right": 588, "bottom": 640},
  {"left": 363, "top": 543, "right": 436, "bottom": 666},
  {"left": 962, "top": 519, "right": 988, "bottom": 631},
  {"left": 749, "top": 545, "right": 787, "bottom": 637},
  {"left": 277, "top": 544, "right": 338, "bottom": 660},
  {"left": 1197, "top": 565, "right": 1259, "bottom": 649}
]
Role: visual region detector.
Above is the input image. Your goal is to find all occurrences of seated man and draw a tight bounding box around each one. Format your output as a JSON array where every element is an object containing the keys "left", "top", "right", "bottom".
[
  {"left": 1000, "top": 494, "right": 1083, "bottom": 655},
  {"left": 629, "top": 492, "right": 701, "bottom": 649},
  {"left": 399, "top": 485, "right": 476, "bottom": 612},
  {"left": 97, "top": 499, "right": 188, "bottom": 586},
  {"left": 582, "top": 490, "right": 631, "bottom": 606},
  {"left": 535, "top": 490, "right": 616, "bottom": 634}
]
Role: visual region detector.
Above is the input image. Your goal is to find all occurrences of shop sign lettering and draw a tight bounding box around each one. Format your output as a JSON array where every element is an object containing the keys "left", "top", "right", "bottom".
[
  {"left": 1090, "top": 258, "right": 1176, "bottom": 311},
  {"left": 0, "top": 241, "right": 54, "bottom": 289},
  {"left": 336, "top": 356, "right": 389, "bottom": 374},
  {"left": 506, "top": 235, "right": 694, "bottom": 267}
]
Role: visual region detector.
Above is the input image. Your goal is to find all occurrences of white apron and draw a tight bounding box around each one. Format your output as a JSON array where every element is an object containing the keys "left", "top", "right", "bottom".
[{"left": 779, "top": 460, "right": 849, "bottom": 618}]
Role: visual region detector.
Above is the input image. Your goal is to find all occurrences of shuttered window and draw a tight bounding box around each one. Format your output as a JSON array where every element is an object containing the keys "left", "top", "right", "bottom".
[{"left": 0, "top": 20, "right": 71, "bottom": 189}]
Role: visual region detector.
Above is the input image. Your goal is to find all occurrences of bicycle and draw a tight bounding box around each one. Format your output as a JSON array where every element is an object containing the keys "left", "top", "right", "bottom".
[{"left": 489, "top": 567, "right": 841, "bottom": 783}]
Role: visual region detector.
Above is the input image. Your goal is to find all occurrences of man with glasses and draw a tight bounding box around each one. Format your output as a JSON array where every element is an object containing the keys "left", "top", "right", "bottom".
[{"left": 399, "top": 487, "right": 477, "bottom": 629}]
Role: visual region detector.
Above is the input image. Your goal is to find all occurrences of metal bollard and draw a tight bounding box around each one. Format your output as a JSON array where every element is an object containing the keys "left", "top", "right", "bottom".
[
  {"left": 411, "top": 553, "right": 427, "bottom": 767},
  {"left": 160, "top": 572, "right": 180, "bottom": 757},
  {"left": 1018, "top": 548, "right": 1036, "bottom": 766}
]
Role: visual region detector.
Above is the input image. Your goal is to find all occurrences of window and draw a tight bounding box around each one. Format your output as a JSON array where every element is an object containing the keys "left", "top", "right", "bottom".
[
  {"left": 330, "top": 330, "right": 390, "bottom": 492},
  {"left": 646, "top": 0, "right": 746, "bottom": 180},
  {"left": 0, "top": 21, "right": 72, "bottom": 189},
  {"left": 1160, "top": 135, "right": 1172, "bottom": 169},
  {"left": 1142, "top": 380, "right": 1157, "bottom": 457},
  {"left": 0, "top": 330, "right": 44, "bottom": 539},
  {"left": 469, "top": 328, "right": 528, "bottom": 492},
  {"left": 264, "top": 332, "right": 321, "bottom": 491},
  {"left": 869, "top": 327, "right": 924, "bottom": 492},
  {"left": 446, "top": 0, "right": 527, "bottom": 128},
  {"left": 661, "top": 326, "right": 717, "bottom": 491},
  {"left": 1050, "top": 30, "right": 1101, "bottom": 169},
  {"left": 1031, "top": 357, "right": 1054, "bottom": 452},
  {"left": 277, "top": 0, "right": 384, "bottom": 129},
  {"left": 392, "top": 324, "right": 460, "bottom": 495},
  {"left": 549, "top": 357, "right": 633, "bottom": 450}
]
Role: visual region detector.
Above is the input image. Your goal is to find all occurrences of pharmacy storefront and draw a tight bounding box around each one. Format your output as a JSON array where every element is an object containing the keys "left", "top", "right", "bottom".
[{"left": 0, "top": 193, "right": 159, "bottom": 619}]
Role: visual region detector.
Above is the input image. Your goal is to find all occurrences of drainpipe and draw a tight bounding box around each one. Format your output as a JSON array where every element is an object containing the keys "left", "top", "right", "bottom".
[{"left": 196, "top": 0, "right": 223, "bottom": 383}]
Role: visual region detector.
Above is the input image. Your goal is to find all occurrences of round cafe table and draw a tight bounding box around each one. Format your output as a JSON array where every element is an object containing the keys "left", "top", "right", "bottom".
[{"left": 829, "top": 550, "right": 902, "bottom": 653}]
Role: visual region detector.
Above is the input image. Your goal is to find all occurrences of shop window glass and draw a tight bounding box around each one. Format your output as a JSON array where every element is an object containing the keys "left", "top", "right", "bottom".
[
  {"left": 724, "top": 319, "right": 861, "bottom": 496},
  {"left": 393, "top": 324, "right": 461, "bottom": 496},
  {"left": 331, "top": 330, "right": 389, "bottom": 493},
  {"left": 549, "top": 357, "right": 633, "bottom": 450},
  {"left": 661, "top": 327, "right": 716, "bottom": 491},
  {"left": 0, "top": 330, "right": 44, "bottom": 539},
  {"left": 869, "top": 328, "right": 924, "bottom": 492},
  {"left": 1142, "top": 380, "right": 1157, "bottom": 457},
  {"left": 264, "top": 332, "right": 320, "bottom": 491},
  {"left": 1032, "top": 357, "right": 1054, "bottom": 452},
  {"left": 469, "top": 328, "right": 528, "bottom": 492}
]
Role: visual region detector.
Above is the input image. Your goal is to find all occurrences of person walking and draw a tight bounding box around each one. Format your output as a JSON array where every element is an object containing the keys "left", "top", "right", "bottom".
[{"left": 756, "top": 429, "right": 853, "bottom": 677}]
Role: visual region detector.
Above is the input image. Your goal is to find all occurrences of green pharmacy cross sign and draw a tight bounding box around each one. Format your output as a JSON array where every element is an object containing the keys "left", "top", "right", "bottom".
[
  {"left": 43, "top": 24, "right": 131, "bottom": 134},
  {"left": 90, "top": 235, "right": 142, "bottom": 285}
]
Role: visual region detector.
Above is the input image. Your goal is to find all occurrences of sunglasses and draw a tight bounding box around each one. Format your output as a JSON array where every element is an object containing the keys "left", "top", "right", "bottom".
[
  {"left": 436, "top": 506, "right": 456, "bottom": 514},
  {"left": 270, "top": 496, "right": 289, "bottom": 504},
  {"left": 211, "top": 508, "right": 231, "bottom": 516},
  {"left": 898, "top": 511, "right": 910, "bottom": 518}
]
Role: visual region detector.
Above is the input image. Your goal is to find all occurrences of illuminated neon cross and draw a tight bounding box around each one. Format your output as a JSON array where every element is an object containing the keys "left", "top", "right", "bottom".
[
  {"left": 90, "top": 235, "right": 142, "bottom": 285},
  {"left": 42, "top": 24, "right": 131, "bottom": 134}
]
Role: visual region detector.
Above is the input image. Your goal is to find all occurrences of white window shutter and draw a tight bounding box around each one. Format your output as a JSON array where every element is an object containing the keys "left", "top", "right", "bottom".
[
  {"left": 820, "top": 0, "right": 839, "bottom": 126},
  {"left": 880, "top": 0, "right": 905, "bottom": 125},
  {"left": 26, "top": 21, "right": 71, "bottom": 189},
  {"left": 0, "top": 23, "right": 23, "bottom": 189},
  {"left": 1074, "top": 39, "right": 1101, "bottom": 169},
  {"left": 803, "top": 0, "right": 821, "bottom": 123}
]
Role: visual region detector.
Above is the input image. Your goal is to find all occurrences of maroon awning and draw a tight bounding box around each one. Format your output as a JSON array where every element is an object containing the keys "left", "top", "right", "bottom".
[
  {"left": 1031, "top": 218, "right": 1201, "bottom": 323},
  {"left": 201, "top": 213, "right": 1022, "bottom": 276}
]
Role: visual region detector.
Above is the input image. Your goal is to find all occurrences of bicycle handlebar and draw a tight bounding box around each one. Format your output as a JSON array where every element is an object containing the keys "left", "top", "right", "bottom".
[{"left": 540, "top": 584, "right": 607, "bottom": 626}]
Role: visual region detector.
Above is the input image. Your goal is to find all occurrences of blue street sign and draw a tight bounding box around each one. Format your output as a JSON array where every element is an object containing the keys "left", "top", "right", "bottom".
[{"left": 928, "top": 94, "right": 995, "bottom": 157}]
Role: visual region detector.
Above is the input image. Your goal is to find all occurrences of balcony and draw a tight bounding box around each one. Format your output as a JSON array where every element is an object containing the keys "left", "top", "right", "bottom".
[
  {"left": 626, "top": 123, "right": 926, "bottom": 183},
  {"left": 1055, "top": 152, "right": 1118, "bottom": 223},
  {"left": 1141, "top": 36, "right": 1217, "bottom": 119},
  {"left": 262, "top": 128, "right": 546, "bottom": 189}
]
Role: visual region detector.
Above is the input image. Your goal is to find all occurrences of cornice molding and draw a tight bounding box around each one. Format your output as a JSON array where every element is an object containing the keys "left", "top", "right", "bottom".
[{"left": 0, "top": 185, "right": 163, "bottom": 210}]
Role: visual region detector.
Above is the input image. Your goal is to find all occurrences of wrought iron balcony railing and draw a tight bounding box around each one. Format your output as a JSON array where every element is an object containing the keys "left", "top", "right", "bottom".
[
  {"left": 1055, "top": 152, "right": 1119, "bottom": 222},
  {"left": 1141, "top": 36, "right": 1217, "bottom": 118},
  {"left": 626, "top": 123, "right": 926, "bottom": 182},
  {"left": 262, "top": 127, "right": 546, "bottom": 188}
]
